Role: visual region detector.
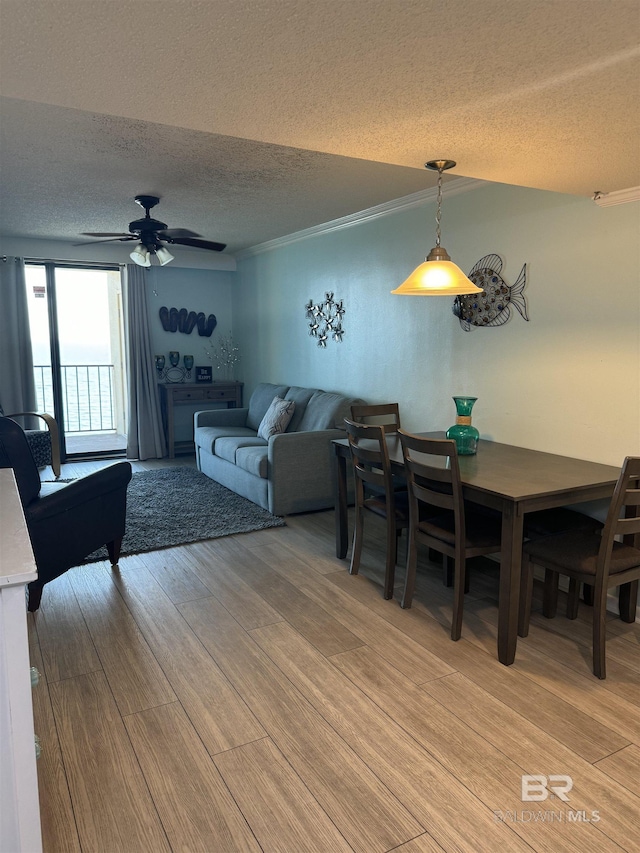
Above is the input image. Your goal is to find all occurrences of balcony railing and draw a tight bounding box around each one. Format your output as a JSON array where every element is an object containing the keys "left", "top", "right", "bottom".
[{"left": 34, "top": 364, "right": 116, "bottom": 433}]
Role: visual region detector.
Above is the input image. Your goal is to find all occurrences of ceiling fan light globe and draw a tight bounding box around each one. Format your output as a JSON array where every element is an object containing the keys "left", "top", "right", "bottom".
[
  {"left": 130, "top": 243, "right": 151, "bottom": 267},
  {"left": 155, "top": 246, "right": 174, "bottom": 266}
]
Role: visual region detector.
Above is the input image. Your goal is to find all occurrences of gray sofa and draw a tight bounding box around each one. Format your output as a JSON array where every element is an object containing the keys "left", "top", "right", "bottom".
[{"left": 194, "top": 382, "right": 362, "bottom": 515}]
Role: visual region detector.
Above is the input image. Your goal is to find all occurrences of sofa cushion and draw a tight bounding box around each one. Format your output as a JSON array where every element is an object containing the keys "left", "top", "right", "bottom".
[
  {"left": 297, "top": 391, "right": 359, "bottom": 431},
  {"left": 215, "top": 435, "right": 267, "bottom": 464},
  {"left": 257, "top": 396, "right": 295, "bottom": 439},
  {"left": 247, "top": 383, "right": 290, "bottom": 430},
  {"left": 284, "top": 386, "right": 318, "bottom": 432},
  {"left": 235, "top": 445, "right": 269, "bottom": 479},
  {"left": 195, "top": 426, "right": 258, "bottom": 455}
]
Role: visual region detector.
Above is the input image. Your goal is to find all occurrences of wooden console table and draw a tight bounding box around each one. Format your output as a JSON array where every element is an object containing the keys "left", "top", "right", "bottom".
[{"left": 159, "top": 381, "right": 243, "bottom": 458}]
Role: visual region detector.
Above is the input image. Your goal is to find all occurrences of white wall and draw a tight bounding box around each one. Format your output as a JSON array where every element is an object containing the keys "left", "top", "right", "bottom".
[{"left": 234, "top": 182, "right": 639, "bottom": 467}]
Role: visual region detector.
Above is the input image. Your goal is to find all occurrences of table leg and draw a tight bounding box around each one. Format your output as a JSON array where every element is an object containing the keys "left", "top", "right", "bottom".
[
  {"left": 334, "top": 449, "right": 349, "bottom": 559},
  {"left": 166, "top": 394, "right": 175, "bottom": 459},
  {"left": 498, "top": 502, "right": 524, "bottom": 665}
]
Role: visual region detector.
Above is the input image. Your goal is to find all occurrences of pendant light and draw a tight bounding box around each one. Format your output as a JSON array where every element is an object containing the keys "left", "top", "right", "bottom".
[{"left": 391, "top": 159, "right": 482, "bottom": 296}]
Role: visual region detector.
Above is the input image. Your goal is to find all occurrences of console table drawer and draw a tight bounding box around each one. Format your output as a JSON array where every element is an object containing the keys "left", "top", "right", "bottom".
[
  {"left": 172, "top": 388, "right": 206, "bottom": 402},
  {"left": 204, "top": 387, "right": 236, "bottom": 401}
]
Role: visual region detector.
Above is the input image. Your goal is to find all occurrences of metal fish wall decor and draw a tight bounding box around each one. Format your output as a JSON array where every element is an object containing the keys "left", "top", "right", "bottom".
[{"left": 453, "top": 254, "right": 528, "bottom": 331}]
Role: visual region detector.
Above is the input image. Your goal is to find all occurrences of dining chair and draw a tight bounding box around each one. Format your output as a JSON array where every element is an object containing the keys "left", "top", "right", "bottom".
[
  {"left": 520, "top": 456, "right": 640, "bottom": 679},
  {"left": 398, "top": 430, "right": 502, "bottom": 641},
  {"left": 350, "top": 402, "right": 406, "bottom": 492},
  {"left": 350, "top": 403, "right": 401, "bottom": 433},
  {"left": 344, "top": 418, "right": 409, "bottom": 600},
  {"left": 521, "top": 507, "right": 603, "bottom": 619}
]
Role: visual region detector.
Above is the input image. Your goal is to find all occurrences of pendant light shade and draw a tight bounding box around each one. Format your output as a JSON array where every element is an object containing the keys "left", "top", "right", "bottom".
[{"left": 392, "top": 160, "right": 482, "bottom": 297}]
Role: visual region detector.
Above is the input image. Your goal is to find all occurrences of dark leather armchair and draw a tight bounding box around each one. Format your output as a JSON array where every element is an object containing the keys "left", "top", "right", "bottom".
[{"left": 0, "top": 416, "right": 132, "bottom": 611}]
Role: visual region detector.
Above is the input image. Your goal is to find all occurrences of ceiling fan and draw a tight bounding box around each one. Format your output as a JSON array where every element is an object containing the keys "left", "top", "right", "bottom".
[{"left": 79, "top": 195, "right": 226, "bottom": 266}]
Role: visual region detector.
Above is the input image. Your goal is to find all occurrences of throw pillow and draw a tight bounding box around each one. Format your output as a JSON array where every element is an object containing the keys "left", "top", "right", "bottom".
[{"left": 257, "top": 396, "right": 295, "bottom": 440}]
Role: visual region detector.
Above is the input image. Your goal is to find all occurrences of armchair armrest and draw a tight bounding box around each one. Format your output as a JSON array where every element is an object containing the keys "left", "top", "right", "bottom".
[
  {"left": 26, "top": 462, "right": 132, "bottom": 524},
  {"left": 7, "top": 411, "right": 61, "bottom": 478},
  {"left": 194, "top": 407, "right": 249, "bottom": 428}
]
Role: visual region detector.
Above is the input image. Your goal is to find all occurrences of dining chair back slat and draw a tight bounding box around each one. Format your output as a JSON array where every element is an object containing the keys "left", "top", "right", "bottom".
[
  {"left": 618, "top": 477, "right": 640, "bottom": 538},
  {"left": 350, "top": 403, "right": 401, "bottom": 434}
]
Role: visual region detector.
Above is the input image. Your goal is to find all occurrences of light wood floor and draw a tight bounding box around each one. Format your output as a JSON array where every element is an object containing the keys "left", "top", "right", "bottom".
[{"left": 29, "top": 458, "right": 640, "bottom": 852}]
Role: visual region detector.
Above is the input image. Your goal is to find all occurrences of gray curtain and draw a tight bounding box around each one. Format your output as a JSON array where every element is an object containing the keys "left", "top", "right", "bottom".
[
  {"left": 124, "top": 264, "right": 166, "bottom": 459},
  {"left": 0, "top": 256, "right": 38, "bottom": 423}
]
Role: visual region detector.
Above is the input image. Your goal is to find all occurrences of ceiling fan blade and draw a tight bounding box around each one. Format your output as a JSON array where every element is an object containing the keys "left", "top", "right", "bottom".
[
  {"left": 157, "top": 228, "right": 202, "bottom": 239},
  {"left": 74, "top": 236, "right": 137, "bottom": 246},
  {"left": 167, "top": 236, "right": 227, "bottom": 252},
  {"left": 81, "top": 232, "right": 134, "bottom": 238}
]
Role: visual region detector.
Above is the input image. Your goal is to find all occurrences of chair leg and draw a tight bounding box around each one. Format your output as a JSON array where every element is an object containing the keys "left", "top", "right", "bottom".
[
  {"left": 444, "top": 556, "right": 469, "bottom": 591},
  {"left": 401, "top": 529, "right": 418, "bottom": 609},
  {"left": 593, "top": 580, "right": 608, "bottom": 679},
  {"left": 518, "top": 557, "right": 534, "bottom": 637},
  {"left": 618, "top": 580, "right": 638, "bottom": 623},
  {"left": 394, "top": 527, "right": 401, "bottom": 565},
  {"left": 443, "top": 556, "right": 453, "bottom": 587},
  {"left": 542, "top": 570, "right": 559, "bottom": 618},
  {"left": 27, "top": 580, "right": 44, "bottom": 612},
  {"left": 349, "top": 504, "right": 364, "bottom": 576},
  {"left": 583, "top": 583, "right": 594, "bottom": 606},
  {"left": 451, "top": 557, "right": 465, "bottom": 641},
  {"left": 566, "top": 578, "right": 580, "bottom": 620},
  {"left": 106, "top": 536, "right": 123, "bottom": 566},
  {"left": 383, "top": 520, "right": 397, "bottom": 600}
]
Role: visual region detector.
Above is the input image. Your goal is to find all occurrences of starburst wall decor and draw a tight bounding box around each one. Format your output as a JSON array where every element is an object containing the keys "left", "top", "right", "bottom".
[{"left": 305, "top": 292, "right": 345, "bottom": 347}]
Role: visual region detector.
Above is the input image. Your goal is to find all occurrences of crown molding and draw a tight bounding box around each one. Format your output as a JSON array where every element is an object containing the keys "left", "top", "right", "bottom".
[
  {"left": 593, "top": 186, "right": 640, "bottom": 207},
  {"left": 236, "top": 177, "right": 486, "bottom": 259}
]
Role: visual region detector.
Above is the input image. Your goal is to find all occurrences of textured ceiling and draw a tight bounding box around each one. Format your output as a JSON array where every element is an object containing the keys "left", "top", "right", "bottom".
[{"left": 1, "top": 0, "right": 639, "bottom": 257}]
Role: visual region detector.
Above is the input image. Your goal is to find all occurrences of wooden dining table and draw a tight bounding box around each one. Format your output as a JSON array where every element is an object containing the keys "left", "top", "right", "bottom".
[{"left": 332, "top": 432, "right": 622, "bottom": 666}]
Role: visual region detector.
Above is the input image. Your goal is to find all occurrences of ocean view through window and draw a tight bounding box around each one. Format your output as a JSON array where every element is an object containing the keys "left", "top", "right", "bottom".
[{"left": 25, "top": 262, "right": 127, "bottom": 456}]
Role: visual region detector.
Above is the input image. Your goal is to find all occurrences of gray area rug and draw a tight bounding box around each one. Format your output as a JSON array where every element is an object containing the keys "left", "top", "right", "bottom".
[{"left": 86, "top": 466, "right": 284, "bottom": 560}]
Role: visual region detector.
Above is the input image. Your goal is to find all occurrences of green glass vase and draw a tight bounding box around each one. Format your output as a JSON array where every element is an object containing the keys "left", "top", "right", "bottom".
[{"left": 446, "top": 396, "right": 479, "bottom": 455}]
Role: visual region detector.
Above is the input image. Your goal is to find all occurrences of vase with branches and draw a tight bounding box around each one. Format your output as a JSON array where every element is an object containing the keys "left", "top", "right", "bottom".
[{"left": 202, "top": 334, "right": 240, "bottom": 381}]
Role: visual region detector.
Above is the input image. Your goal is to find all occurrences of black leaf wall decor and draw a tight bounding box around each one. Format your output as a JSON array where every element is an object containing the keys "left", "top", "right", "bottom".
[{"left": 159, "top": 307, "right": 218, "bottom": 337}]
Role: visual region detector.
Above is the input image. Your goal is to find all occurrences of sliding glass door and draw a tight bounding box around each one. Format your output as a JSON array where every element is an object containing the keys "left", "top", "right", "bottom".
[{"left": 24, "top": 262, "right": 127, "bottom": 459}]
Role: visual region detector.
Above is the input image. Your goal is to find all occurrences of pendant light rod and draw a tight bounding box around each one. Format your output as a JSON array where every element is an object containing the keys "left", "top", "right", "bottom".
[
  {"left": 424, "top": 160, "right": 456, "bottom": 251},
  {"left": 426, "top": 159, "right": 456, "bottom": 250}
]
